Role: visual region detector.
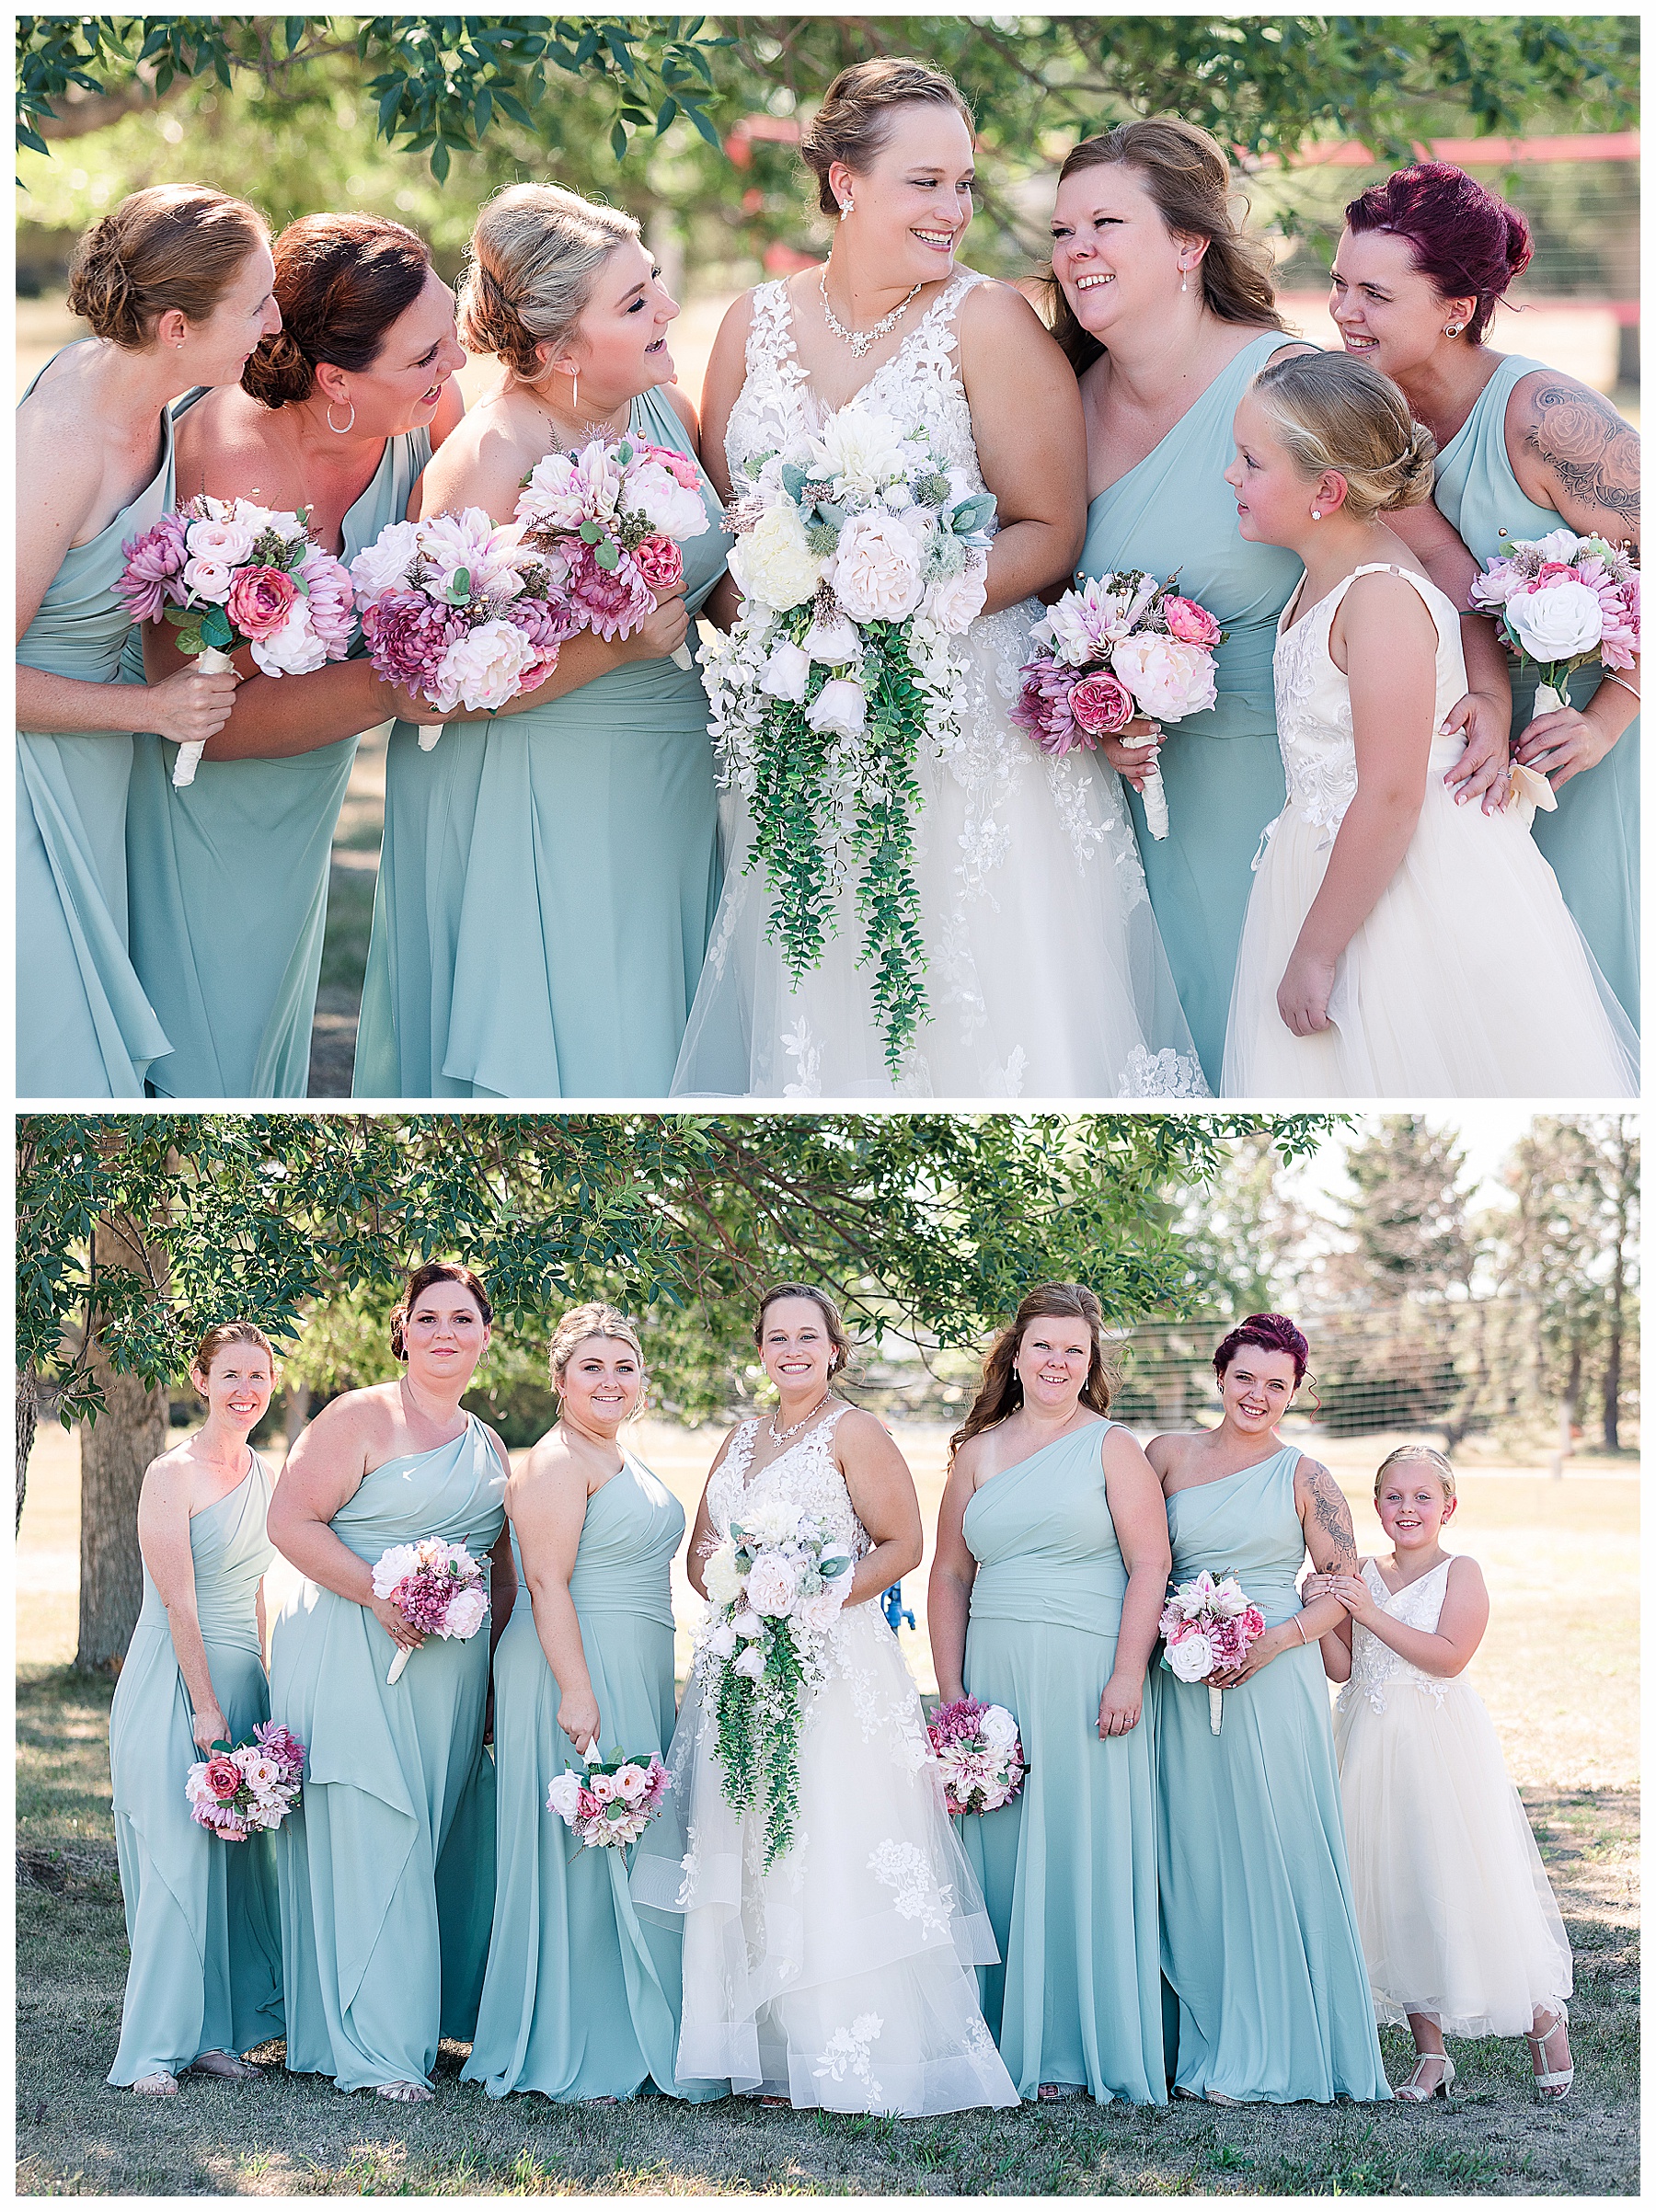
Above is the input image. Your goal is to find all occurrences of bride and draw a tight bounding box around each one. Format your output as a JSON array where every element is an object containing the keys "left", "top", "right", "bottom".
[
  {"left": 671, "top": 58, "right": 1203, "bottom": 1098},
  {"left": 631, "top": 1286, "right": 1018, "bottom": 2113}
]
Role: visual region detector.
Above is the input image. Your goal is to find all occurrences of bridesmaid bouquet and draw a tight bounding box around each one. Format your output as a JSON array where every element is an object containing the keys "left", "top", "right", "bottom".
[
  {"left": 706, "top": 406, "right": 998, "bottom": 1072},
  {"left": 1013, "top": 571, "right": 1225, "bottom": 840},
  {"left": 371, "top": 1536, "right": 489, "bottom": 1684},
  {"left": 1469, "top": 526, "right": 1639, "bottom": 741},
  {"left": 926, "top": 1697, "right": 1028, "bottom": 1817},
  {"left": 184, "top": 1720, "right": 306, "bottom": 1840},
  {"left": 546, "top": 1746, "right": 671, "bottom": 1849},
  {"left": 348, "top": 508, "right": 580, "bottom": 747},
  {"left": 117, "top": 495, "right": 354, "bottom": 785},
  {"left": 1159, "top": 1572, "right": 1267, "bottom": 1735},
  {"left": 514, "top": 430, "right": 713, "bottom": 671},
  {"left": 694, "top": 1502, "right": 857, "bottom": 1866}
]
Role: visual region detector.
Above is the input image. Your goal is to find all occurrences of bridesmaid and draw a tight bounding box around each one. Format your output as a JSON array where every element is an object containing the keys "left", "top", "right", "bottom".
[
  {"left": 352, "top": 182, "right": 731, "bottom": 1099},
  {"left": 1050, "top": 121, "right": 1513, "bottom": 1087},
  {"left": 1333, "top": 161, "right": 1640, "bottom": 1029},
  {"left": 1146, "top": 1312, "right": 1388, "bottom": 2104},
  {"left": 928, "top": 1284, "right": 1169, "bottom": 2104},
  {"left": 17, "top": 187, "right": 273, "bottom": 1095},
  {"left": 124, "top": 213, "right": 466, "bottom": 1095},
  {"left": 266, "top": 1262, "right": 514, "bottom": 2100},
  {"left": 108, "top": 1323, "right": 284, "bottom": 2092},
  {"left": 465, "top": 1306, "right": 715, "bottom": 2103}
]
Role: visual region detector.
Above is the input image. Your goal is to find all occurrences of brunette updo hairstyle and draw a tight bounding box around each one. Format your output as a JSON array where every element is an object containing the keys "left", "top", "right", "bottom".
[
  {"left": 1049, "top": 118, "right": 1289, "bottom": 374},
  {"left": 456, "top": 182, "right": 639, "bottom": 384},
  {"left": 950, "top": 1284, "right": 1114, "bottom": 1460},
  {"left": 754, "top": 1283, "right": 854, "bottom": 1379},
  {"left": 242, "top": 212, "right": 431, "bottom": 407},
  {"left": 1213, "top": 1311, "right": 1310, "bottom": 1389},
  {"left": 66, "top": 185, "right": 269, "bottom": 351},
  {"left": 1250, "top": 352, "right": 1437, "bottom": 521},
  {"left": 799, "top": 58, "right": 975, "bottom": 219},
  {"left": 1345, "top": 161, "right": 1532, "bottom": 346},
  {"left": 547, "top": 1302, "right": 645, "bottom": 1390},
  {"left": 190, "top": 1319, "right": 275, "bottom": 1386},
  {"left": 388, "top": 1261, "right": 493, "bottom": 1362}
]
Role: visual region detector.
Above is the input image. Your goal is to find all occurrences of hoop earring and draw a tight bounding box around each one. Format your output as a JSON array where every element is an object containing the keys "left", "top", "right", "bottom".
[{"left": 326, "top": 399, "right": 355, "bottom": 435}]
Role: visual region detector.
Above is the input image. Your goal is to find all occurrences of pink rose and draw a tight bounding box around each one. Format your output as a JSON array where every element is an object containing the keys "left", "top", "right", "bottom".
[
  {"left": 1069, "top": 670, "right": 1136, "bottom": 736},
  {"left": 633, "top": 534, "right": 684, "bottom": 591},
  {"left": 204, "top": 1754, "right": 242, "bottom": 1803},
  {"left": 226, "top": 565, "right": 300, "bottom": 642},
  {"left": 1534, "top": 561, "right": 1579, "bottom": 585},
  {"left": 1163, "top": 595, "right": 1223, "bottom": 648}
]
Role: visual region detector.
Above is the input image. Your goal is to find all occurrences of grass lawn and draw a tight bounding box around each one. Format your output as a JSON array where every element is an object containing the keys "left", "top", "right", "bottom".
[{"left": 16, "top": 1424, "right": 1639, "bottom": 2195}]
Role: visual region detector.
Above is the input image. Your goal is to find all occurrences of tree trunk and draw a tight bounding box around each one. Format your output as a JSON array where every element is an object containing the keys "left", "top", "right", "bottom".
[
  {"left": 285, "top": 1382, "right": 311, "bottom": 1446},
  {"left": 75, "top": 1217, "right": 169, "bottom": 1673},
  {"left": 1602, "top": 1129, "right": 1631, "bottom": 1452},
  {"left": 17, "top": 1366, "right": 38, "bottom": 1533}
]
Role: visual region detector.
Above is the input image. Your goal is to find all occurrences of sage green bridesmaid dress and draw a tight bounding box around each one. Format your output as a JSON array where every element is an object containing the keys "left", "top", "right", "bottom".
[
  {"left": 1156, "top": 1447, "right": 1388, "bottom": 2103},
  {"left": 269, "top": 1416, "right": 506, "bottom": 2091},
  {"left": 464, "top": 1458, "right": 717, "bottom": 2101},
  {"left": 122, "top": 409, "right": 431, "bottom": 1095},
  {"left": 1078, "top": 330, "right": 1304, "bottom": 1087},
  {"left": 352, "top": 384, "right": 730, "bottom": 1098},
  {"left": 1432, "top": 354, "right": 1639, "bottom": 1029},
  {"left": 17, "top": 349, "right": 173, "bottom": 1096},
  {"left": 108, "top": 1452, "right": 283, "bottom": 2084},
  {"left": 959, "top": 1423, "right": 1164, "bottom": 2103}
]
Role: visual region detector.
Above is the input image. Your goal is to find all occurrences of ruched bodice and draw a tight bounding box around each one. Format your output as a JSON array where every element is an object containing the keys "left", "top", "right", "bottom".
[
  {"left": 964, "top": 1424, "right": 1127, "bottom": 1633},
  {"left": 130, "top": 1453, "right": 274, "bottom": 1656},
  {"left": 1164, "top": 1447, "right": 1307, "bottom": 1627},
  {"left": 563, "top": 1457, "right": 683, "bottom": 1626}
]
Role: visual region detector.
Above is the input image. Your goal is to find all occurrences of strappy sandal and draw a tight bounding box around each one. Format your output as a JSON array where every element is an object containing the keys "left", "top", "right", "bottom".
[
  {"left": 1037, "top": 2081, "right": 1084, "bottom": 2102},
  {"left": 131, "top": 2072, "right": 177, "bottom": 2096},
  {"left": 373, "top": 2080, "right": 434, "bottom": 2103},
  {"left": 1394, "top": 2053, "right": 1455, "bottom": 2102},
  {"left": 1526, "top": 2006, "right": 1574, "bottom": 2102},
  {"left": 189, "top": 2051, "right": 259, "bottom": 2081}
]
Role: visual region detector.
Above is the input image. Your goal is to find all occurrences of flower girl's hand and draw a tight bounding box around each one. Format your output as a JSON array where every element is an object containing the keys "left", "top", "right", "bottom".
[
  {"left": 1097, "top": 718, "right": 1162, "bottom": 790},
  {"left": 1317, "top": 1572, "right": 1379, "bottom": 1625},
  {"left": 558, "top": 1689, "right": 600, "bottom": 1755},
  {"left": 1097, "top": 1673, "right": 1142, "bottom": 1736},
  {"left": 1441, "top": 689, "right": 1511, "bottom": 812},
  {"left": 1276, "top": 946, "right": 1336, "bottom": 1036}
]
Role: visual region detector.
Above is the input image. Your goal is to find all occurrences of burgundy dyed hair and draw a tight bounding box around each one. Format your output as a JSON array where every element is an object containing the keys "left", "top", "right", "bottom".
[
  {"left": 1344, "top": 161, "right": 1532, "bottom": 345},
  {"left": 1213, "top": 1312, "right": 1310, "bottom": 1389}
]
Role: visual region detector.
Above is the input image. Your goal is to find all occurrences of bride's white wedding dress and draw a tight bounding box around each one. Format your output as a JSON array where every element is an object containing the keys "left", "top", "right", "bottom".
[
  {"left": 670, "top": 269, "right": 1206, "bottom": 1099},
  {"left": 631, "top": 1405, "right": 1018, "bottom": 2113}
]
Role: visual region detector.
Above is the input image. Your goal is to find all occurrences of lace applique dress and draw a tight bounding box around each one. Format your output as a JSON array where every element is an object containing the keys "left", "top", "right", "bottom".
[
  {"left": 670, "top": 272, "right": 1205, "bottom": 1100},
  {"left": 631, "top": 1405, "right": 1018, "bottom": 2113},
  {"left": 1333, "top": 1557, "right": 1573, "bottom": 2037},
  {"left": 1221, "top": 563, "right": 1638, "bottom": 1097}
]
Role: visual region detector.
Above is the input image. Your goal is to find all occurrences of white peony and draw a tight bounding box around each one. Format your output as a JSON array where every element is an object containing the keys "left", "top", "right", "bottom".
[
  {"left": 794, "top": 1581, "right": 850, "bottom": 1629},
  {"left": 831, "top": 510, "right": 926, "bottom": 624},
  {"left": 349, "top": 518, "right": 420, "bottom": 601},
  {"left": 1111, "top": 632, "right": 1216, "bottom": 720},
  {"left": 760, "top": 638, "right": 812, "bottom": 705},
  {"left": 806, "top": 677, "right": 867, "bottom": 739},
  {"left": 546, "top": 1769, "right": 583, "bottom": 1819},
  {"left": 977, "top": 1702, "right": 1019, "bottom": 1750},
  {"left": 623, "top": 456, "right": 710, "bottom": 541},
  {"left": 372, "top": 1543, "right": 423, "bottom": 1598},
  {"left": 816, "top": 407, "right": 914, "bottom": 502},
  {"left": 745, "top": 1553, "right": 801, "bottom": 1618},
  {"left": 1506, "top": 578, "right": 1604, "bottom": 662},
  {"left": 443, "top": 1584, "right": 489, "bottom": 1640},
  {"left": 923, "top": 552, "right": 988, "bottom": 637},
  {"left": 181, "top": 555, "right": 234, "bottom": 602},
  {"left": 800, "top": 609, "right": 863, "bottom": 665},
  {"left": 703, "top": 1542, "right": 747, "bottom": 1606},
  {"left": 186, "top": 514, "right": 258, "bottom": 567},
  {"left": 428, "top": 618, "right": 538, "bottom": 714},
  {"left": 249, "top": 604, "right": 328, "bottom": 677},
  {"left": 733, "top": 1645, "right": 766, "bottom": 1679},
  {"left": 729, "top": 502, "right": 827, "bottom": 612},
  {"left": 1167, "top": 1631, "right": 1215, "bottom": 1683}
]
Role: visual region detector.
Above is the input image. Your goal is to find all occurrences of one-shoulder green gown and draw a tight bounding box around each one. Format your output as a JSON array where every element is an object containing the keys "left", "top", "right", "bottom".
[
  {"left": 1156, "top": 1447, "right": 1388, "bottom": 2103},
  {"left": 1432, "top": 353, "right": 1639, "bottom": 1030},
  {"left": 960, "top": 1423, "right": 1164, "bottom": 2103},
  {"left": 1078, "top": 331, "right": 1305, "bottom": 1087},
  {"left": 17, "top": 346, "right": 173, "bottom": 1096},
  {"left": 465, "top": 1457, "right": 716, "bottom": 2101},
  {"left": 123, "top": 408, "right": 431, "bottom": 1095},
  {"left": 352, "top": 384, "right": 730, "bottom": 1098},
  {"left": 108, "top": 1451, "right": 283, "bottom": 2083},
  {"left": 269, "top": 1416, "right": 506, "bottom": 2091}
]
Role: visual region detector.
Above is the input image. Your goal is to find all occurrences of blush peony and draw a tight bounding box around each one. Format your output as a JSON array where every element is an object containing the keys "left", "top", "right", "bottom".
[
  {"left": 1111, "top": 632, "right": 1217, "bottom": 719},
  {"left": 248, "top": 602, "right": 328, "bottom": 678},
  {"left": 428, "top": 617, "right": 540, "bottom": 713},
  {"left": 831, "top": 510, "right": 926, "bottom": 624},
  {"left": 744, "top": 1553, "right": 801, "bottom": 1617}
]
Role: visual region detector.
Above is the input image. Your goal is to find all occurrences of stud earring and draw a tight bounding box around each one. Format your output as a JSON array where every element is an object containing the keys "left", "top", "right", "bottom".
[
  {"left": 1311, "top": 508, "right": 1322, "bottom": 521},
  {"left": 1444, "top": 323, "right": 1463, "bottom": 337},
  {"left": 840, "top": 197, "right": 854, "bottom": 221}
]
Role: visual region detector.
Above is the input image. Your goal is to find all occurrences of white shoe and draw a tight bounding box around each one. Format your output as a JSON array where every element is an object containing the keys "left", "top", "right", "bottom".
[
  {"left": 1526, "top": 2006, "right": 1574, "bottom": 2102},
  {"left": 1394, "top": 2054, "right": 1455, "bottom": 2102}
]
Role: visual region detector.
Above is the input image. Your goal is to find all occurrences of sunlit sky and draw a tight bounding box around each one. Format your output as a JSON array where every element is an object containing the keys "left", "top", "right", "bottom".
[{"left": 1282, "top": 1106, "right": 1593, "bottom": 1222}]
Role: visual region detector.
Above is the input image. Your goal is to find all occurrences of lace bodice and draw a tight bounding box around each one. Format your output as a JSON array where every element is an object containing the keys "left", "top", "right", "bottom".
[
  {"left": 1339, "top": 1555, "right": 1453, "bottom": 1715},
  {"left": 707, "top": 1403, "right": 869, "bottom": 1564},
  {"left": 1271, "top": 564, "right": 1470, "bottom": 835}
]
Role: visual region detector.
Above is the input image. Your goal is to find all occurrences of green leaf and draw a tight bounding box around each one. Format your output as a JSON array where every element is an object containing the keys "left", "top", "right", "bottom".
[
  {"left": 199, "top": 606, "right": 234, "bottom": 648},
  {"left": 594, "top": 541, "right": 619, "bottom": 572}
]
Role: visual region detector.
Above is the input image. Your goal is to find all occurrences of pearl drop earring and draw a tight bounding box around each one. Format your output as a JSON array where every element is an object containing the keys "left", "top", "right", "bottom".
[
  {"left": 1179, "top": 265, "right": 1189, "bottom": 293},
  {"left": 840, "top": 196, "right": 854, "bottom": 221}
]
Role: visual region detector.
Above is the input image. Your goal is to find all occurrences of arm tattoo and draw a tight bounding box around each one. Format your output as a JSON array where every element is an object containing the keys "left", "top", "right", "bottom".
[
  {"left": 1298, "top": 1458, "right": 1358, "bottom": 1574},
  {"left": 1524, "top": 382, "right": 1641, "bottom": 533}
]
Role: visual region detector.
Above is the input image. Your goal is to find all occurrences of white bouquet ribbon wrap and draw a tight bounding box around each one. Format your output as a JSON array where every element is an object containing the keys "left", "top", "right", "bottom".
[{"left": 172, "top": 645, "right": 235, "bottom": 786}]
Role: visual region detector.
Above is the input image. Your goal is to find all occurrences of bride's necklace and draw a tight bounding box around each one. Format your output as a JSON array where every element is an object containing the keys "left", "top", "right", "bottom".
[
  {"left": 768, "top": 1390, "right": 832, "bottom": 1446},
  {"left": 819, "top": 269, "right": 923, "bottom": 360}
]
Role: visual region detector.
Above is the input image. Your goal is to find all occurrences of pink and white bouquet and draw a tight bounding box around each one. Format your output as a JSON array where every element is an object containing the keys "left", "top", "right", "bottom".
[
  {"left": 371, "top": 1535, "right": 489, "bottom": 1685},
  {"left": 118, "top": 496, "right": 354, "bottom": 785},
  {"left": 546, "top": 1745, "right": 671, "bottom": 1849},
  {"left": 515, "top": 431, "right": 712, "bottom": 671},
  {"left": 1014, "top": 571, "right": 1225, "bottom": 840},
  {"left": 926, "top": 1696, "right": 1028, "bottom": 1817},
  {"left": 1158, "top": 1571, "right": 1267, "bottom": 1735},
  {"left": 348, "top": 508, "right": 579, "bottom": 748},
  {"left": 184, "top": 1719, "right": 306, "bottom": 1841},
  {"left": 1469, "top": 526, "right": 1639, "bottom": 736}
]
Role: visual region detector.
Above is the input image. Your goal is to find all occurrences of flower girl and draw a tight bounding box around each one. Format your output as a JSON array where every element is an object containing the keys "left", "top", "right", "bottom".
[
  {"left": 1308, "top": 1448, "right": 1574, "bottom": 2103},
  {"left": 1220, "top": 352, "right": 1636, "bottom": 1096}
]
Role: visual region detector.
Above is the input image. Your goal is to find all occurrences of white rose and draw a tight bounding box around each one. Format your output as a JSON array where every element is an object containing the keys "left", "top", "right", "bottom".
[
  {"left": 816, "top": 407, "right": 913, "bottom": 501},
  {"left": 546, "top": 1769, "right": 583, "bottom": 1820},
  {"left": 831, "top": 510, "right": 926, "bottom": 625},
  {"left": 729, "top": 503, "right": 826, "bottom": 612},
  {"left": 708, "top": 1619, "right": 739, "bottom": 1659},
  {"left": 428, "top": 618, "right": 538, "bottom": 714},
  {"left": 186, "top": 514, "right": 259, "bottom": 567},
  {"left": 977, "top": 1702, "right": 1019, "bottom": 1750},
  {"left": 923, "top": 552, "right": 988, "bottom": 637},
  {"left": 249, "top": 604, "right": 328, "bottom": 677},
  {"left": 733, "top": 1645, "right": 766, "bottom": 1679},
  {"left": 349, "top": 518, "right": 421, "bottom": 602},
  {"left": 760, "top": 639, "right": 812, "bottom": 705},
  {"left": 1167, "top": 1631, "right": 1215, "bottom": 1683},
  {"left": 1506, "top": 578, "right": 1604, "bottom": 662},
  {"left": 880, "top": 481, "right": 914, "bottom": 511},
  {"left": 806, "top": 677, "right": 867, "bottom": 739},
  {"left": 703, "top": 1543, "right": 747, "bottom": 1606},
  {"left": 800, "top": 609, "right": 863, "bottom": 666},
  {"left": 731, "top": 1608, "right": 765, "bottom": 1640},
  {"left": 181, "top": 555, "right": 234, "bottom": 602},
  {"left": 745, "top": 1553, "right": 801, "bottom": 1618}
]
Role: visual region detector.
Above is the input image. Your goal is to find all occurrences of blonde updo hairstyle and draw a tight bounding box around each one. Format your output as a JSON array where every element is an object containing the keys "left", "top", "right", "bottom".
[
  {"left": 799, "top": 58, "right": 975, "bottom": 218},
  {"left": 1374, "top": 1443, "right": 1456, "bottom": 1505},
  {"left": 66, "top": 185, "right": 269, "bottom": 351},
  {"left": 950, "top": 1283, "right": 1114, "bottom": 1460},
  {"left": 755, "top": 1283, "right": 855, "bottom": 1381},
  {"left": 1250, "top": 352, "right": 1437, "bottom": 522},
  {"left": 456, "top": 183, "right": 640, "bottom": 384},
  {"left": 190, "top": 1320, "right": 275, "bottom": 1392},
  {"left": 548, "top": 1302, "right": 646, "bottom": 1398}
]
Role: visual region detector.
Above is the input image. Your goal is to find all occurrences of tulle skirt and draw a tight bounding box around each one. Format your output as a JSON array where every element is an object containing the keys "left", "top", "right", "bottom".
[
  {"left": 632, "top": 1604, "right": 1018, "bottom": 2114},
  {"left": 1222, "top": 772, "right": 1639, "bottom": 1097},
  {"left": 671, "top": 602, "right": 1206, "bottom": 1100},
  {"left": 1333, "top": 1675, "right": 1573, "bottom": 2036}
]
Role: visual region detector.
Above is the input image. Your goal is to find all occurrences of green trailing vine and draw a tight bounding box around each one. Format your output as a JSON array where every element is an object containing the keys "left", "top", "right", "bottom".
[{"left": 711, "top": 1619, "right": 810, "bottom": 1871}]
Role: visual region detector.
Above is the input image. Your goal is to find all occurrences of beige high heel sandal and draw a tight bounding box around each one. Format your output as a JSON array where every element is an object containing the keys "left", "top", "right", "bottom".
[
  {"left": 1525, "top": 2006, "right": 1574, "bottom": 2102},
  {"left": 1394, "top": 2053, "right": 1455, "bottom": 2102}
]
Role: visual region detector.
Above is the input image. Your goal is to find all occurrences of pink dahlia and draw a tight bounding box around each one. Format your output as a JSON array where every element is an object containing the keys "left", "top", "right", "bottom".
[
  {"left": 117, "top": 512, "right": 191, "bottom": 621},
  {"left": 565, "top": 539, "right": 654, "bottom": 642},
  {"left": 361, "top": 590, "right": 464, "bottom": 694},
  {"left": 1010, "top": 652, "right": 1082, "bottom": 756}
]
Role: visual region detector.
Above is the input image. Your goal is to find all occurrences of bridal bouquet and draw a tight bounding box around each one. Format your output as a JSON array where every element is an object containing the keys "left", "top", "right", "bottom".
[
  {"left": 546, "top": 1747, "right": 671, "bottom": 1850},
  {"left": 118, "top": 496, "right": 354, "bottom": 785},
  {"left": 707, "top": 407, "right": 997, "bottom": 1072},
  {"left": 694, "top": 1502, "right": 857, "bottom": 1866},
  {"left": 1469, "top": 526, "right": 1639, "bottom": 720},
  {"left": 349, "top": 508, "right": 578, "bottom": 746},
  {"left": 371, "top": 1536, "right": 489, "bottom": 1684},
  {"left": 926, "top": 1696, "right": 1028, "bottom": 1817},
  {"left": 515, "top": 430, "right": 712, "bottom": 670},
  {"left": 1013, "top": 572, "right": 1225, "bottom": 839},
  {"left": 184, "top": 1720, "right": 306, "bottom": 1841},
  {"left": 1159, "top": 1571, "right": 1267, "bottom": 1735}
]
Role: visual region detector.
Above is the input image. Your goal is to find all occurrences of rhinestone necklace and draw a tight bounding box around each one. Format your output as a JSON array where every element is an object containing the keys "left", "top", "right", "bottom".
[
  {"left": 818, "top": 269, "right": 923, "bottom": 360},
  {"left": 768, "top": 1390, "right": 832, "bottom": 1446}
]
